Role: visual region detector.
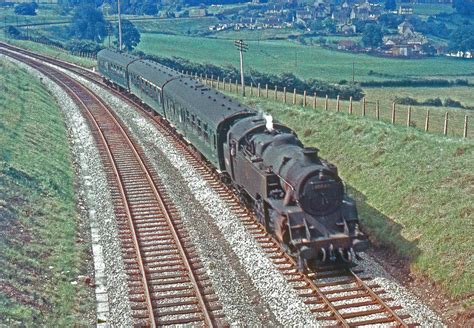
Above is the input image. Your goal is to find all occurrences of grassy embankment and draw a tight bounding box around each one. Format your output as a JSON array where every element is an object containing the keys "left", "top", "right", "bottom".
[
  {"left": 227, "top": 92, "right": 473, "bottom": 304},
  {"left": 0, "top": 59, "right": 93, "bottom": 325},
  {"left": 0, "top": 36, "right": 95, "bottom": 68}
]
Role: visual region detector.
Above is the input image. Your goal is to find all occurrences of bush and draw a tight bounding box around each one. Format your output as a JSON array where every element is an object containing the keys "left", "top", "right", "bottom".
[
  {"left": 14, "top": 3, "right": 37, "bottom": 16},
  {"left": 444, "top": 98, "right": 463, "bottom": 108},
  {"left": 65, "top": 39, "right": 103, "bottom": 54},
  {"left": 394, "top": 96, "right": 419, "bottom": 106},
  {"left": 423, "top": 98, "right": 443, "bottom": 107},
  {"left": 6, "top": 26, "right": 21, "bottom": 38}
]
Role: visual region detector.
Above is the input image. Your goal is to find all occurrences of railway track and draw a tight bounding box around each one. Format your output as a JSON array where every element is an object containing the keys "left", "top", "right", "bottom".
[
  {"left": 0, "top": 43, "right": 416, "bottom": 326},
  {"left": 0, "top": 47, "right": 224, "bottom": 327}
]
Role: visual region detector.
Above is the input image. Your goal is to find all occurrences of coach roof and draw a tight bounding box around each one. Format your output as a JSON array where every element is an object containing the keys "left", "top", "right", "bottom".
[
  {"left": 97, "top": 49, "right": 136, "bottom": 68},
  {"left": 164, "top": 76, "right": 255, "bottom": 129}
]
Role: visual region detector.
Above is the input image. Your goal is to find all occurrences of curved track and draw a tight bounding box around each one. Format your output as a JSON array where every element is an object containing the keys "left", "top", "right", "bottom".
[
  {"left": 0, "top": 42, "right": 416, "bottom": 327},
  {"left": 0, "top": 46, "right": 224, "bottom": 327}
]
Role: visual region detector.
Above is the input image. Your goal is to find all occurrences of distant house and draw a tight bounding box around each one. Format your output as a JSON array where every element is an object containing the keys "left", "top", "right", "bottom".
[
  {"left": 337, "top": 23, "right": 356, "bottom": 34},
  {"left": 260, "top": 16, "right": 285, "bottom": 28},
  {"left": 189, "top": 8, "right": 207, "bottom": 17},
  {"left": 398, "top": 21, "right": 415, "bottom": 37},
  {"left": 313, "top": 2, "right": 331, "bottom": 19},
  {"left": 296, "top": 9, "right": 312, "bottom": 21},
  {"left": 332, "top": 7, "right": 351, "bottom": 24},
  {"left": 398, "top": 5, "right": 413, "bottom": 15},
  {"left": 350, "top": 3, "right": 370, "bottom": 21},
  {"left": 337, "top": 39, "right": 357, "bottom": 50}
]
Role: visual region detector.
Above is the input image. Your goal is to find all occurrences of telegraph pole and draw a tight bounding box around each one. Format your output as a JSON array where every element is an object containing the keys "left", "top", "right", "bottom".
[
  {"left": 352, "top": 61, "right": 355, "bottom": 83},
  {"left": 117, "top": 0, "right": 123, "bottom": 51},
  {"left": 234, "top": 39, "right": 248, "bottom": 96}
]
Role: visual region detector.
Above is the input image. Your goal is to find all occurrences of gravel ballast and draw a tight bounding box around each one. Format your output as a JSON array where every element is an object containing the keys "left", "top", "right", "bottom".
[
  {"left": 1, "top": 55, "right": 133, "bottom": 327},
  {"left": 63, "top": 68, "right": 319, "bottom": 326},
  {"left": 51, "top": 61, "right": 444, "bottom": 327}
]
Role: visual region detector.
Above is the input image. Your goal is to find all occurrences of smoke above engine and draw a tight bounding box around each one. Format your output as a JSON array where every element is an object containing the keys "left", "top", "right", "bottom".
[{"left": 263, "top": 114, "right": 273, "bottom": 132}]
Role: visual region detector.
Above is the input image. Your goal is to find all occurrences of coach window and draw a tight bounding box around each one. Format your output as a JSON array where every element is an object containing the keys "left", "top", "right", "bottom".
[
  {"left": 203, "top": 124, "right": 209, "bottom": 143},
  {"left": 197, "top": 119, "right": 202, "bottom": 136}
]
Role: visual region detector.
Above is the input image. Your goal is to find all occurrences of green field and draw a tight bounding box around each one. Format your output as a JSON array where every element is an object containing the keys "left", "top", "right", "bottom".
[
  {"left": 136, "top": 32, "right": 474, "bottom": 83},
  {"left": 226, "top": 91, "right": 473, "bottom": 303},
  {"left": 0, "top": 59, "right": 93, "bottom": 325},
  {"left": 412, "top": 3, "right": 454, "bottom": 16}
]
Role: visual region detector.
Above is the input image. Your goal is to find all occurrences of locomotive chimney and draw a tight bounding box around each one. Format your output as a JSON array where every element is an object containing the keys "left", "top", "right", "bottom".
[{"left": 264, "top": 114, "right": 273, "bottom": 132}]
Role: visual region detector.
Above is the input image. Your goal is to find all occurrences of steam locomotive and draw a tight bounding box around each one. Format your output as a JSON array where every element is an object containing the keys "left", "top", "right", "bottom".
[{"left": 97, "top": 49, "right": 368, "bottom": 270}]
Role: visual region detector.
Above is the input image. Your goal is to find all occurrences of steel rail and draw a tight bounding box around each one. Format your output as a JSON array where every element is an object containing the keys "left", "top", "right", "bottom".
[
  {"left": 0, "top": 44, "right": 412, "bottom": 327},
  {"left": 0, "top": 51, "right": 156, "bottom": 327},
  {"left": 1, "top": 48, "right": 215, "bottom": 326}
]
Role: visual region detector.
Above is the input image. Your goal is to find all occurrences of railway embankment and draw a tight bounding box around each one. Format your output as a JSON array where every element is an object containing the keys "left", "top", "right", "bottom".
[
  {"left": 233, "top": 94, "right": 474, "bottom": 321},
  {"left": 0, "top": 59, "right": 95, "bottom": 325}
]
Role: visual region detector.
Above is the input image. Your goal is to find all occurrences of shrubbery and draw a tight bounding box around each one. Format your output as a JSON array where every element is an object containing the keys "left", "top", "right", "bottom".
[
  {"left": 394, "top": 96, "right": 468, "bottom": 109},
  {"left": 362, "top": 78, "right": 470, "bottom": 88}
]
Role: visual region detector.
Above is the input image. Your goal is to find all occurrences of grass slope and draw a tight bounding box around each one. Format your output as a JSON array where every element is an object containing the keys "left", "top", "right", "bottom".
[
  {"left": 0, "top": 59, "right": 93, "bottom": 325},
  {"left": 229, "top": 93, "right": 473, "bottom": 302}
]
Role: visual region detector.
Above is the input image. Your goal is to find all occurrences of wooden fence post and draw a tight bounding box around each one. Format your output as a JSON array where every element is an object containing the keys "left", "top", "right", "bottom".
[
  {"left": 250, "top": 82, "right": 253, "bottom": 96},
  {"left": 274, "top": 86, "right": 278, "bottom": 100},
  {"left": 223, "top": 78, "right": 226, "bottom": 91},
  {"left": 325, "top": 95, "right": 328, "bottom": 111},
  {"left": 200, "top": 73, "right": 203, "bottom": 81},
  {"left": 236, "top": 79, "right": 239, "bottom": 93},
  {"left": 444, "top": 112, "right": 449, "bottom": 135},
  {"left": 391, "top": 102, "right": 396, "bottom": 124},
  {"left": 362, "top": 97, "right": 366, "bottom": 116},
  {"left": 303, "top": 90, "right": 307, "bottom": 107},
  {"left": 257, "top": 83, "right": 261, "bottom": 97},
  {"left": 283, "top": 87, "right": 287, "bottom": 103},
  {"left": 293, "top": 88, "right": 296, "bottom": 105},
  {"left": 266, "top": 84, "right": 269, "bottom": 98},
  {"left": 205, "top": 74, "right": 208, "bottom": 84},
  {"left": 376, "top": 100, "right": 380, "bottom": 120},
  {"left": 349, "top": 96, "right": 353, "bottom": 114},
  {"left": 425, "top": 110, "right": 430, "bottom": 132},
  {"left": 407, "top": 106, "right": 411, "bottom": 127},
  {"left": 217, "top": 76, "right": 220, "bottom": 90},
  {"left": 336, "top": 95, "right": 340, "bottom": 112},
  {"left": 313, "top": 92, "right": 317, "bottom": 109},
  {"left": 463, "top": 115, "right": 468, "bottom": 138}
]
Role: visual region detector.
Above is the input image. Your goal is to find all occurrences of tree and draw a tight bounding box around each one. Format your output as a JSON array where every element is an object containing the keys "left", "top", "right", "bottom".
[
  {"left": 142, "top": 0, "right": 158, "bottom": 15},
  {"left": 14, "top": 3, "right": 37, "bottom": 16},
  {"left": 448, "top": 25, "right": 474, "bottom": 52},
  {"left": 6, "top": 26, "right": 22, "bottom": 38},
  {"left": 384, "top": 0, "right": 396, "bottom": 11},
  {"left": 453, "top": 0, "right": 474, "bottom": 15},
  {"left": 322, "top": 17, "right": 336, "bottom": 33},
  {"left": 69, "top": 5, "right": 107, "bottom": 42},
  {"left": 361, "top": 23, "right": 383, "bottom": 48},
  {"left": 114, "top": 19, "right": 140, "bottom": 51}
]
